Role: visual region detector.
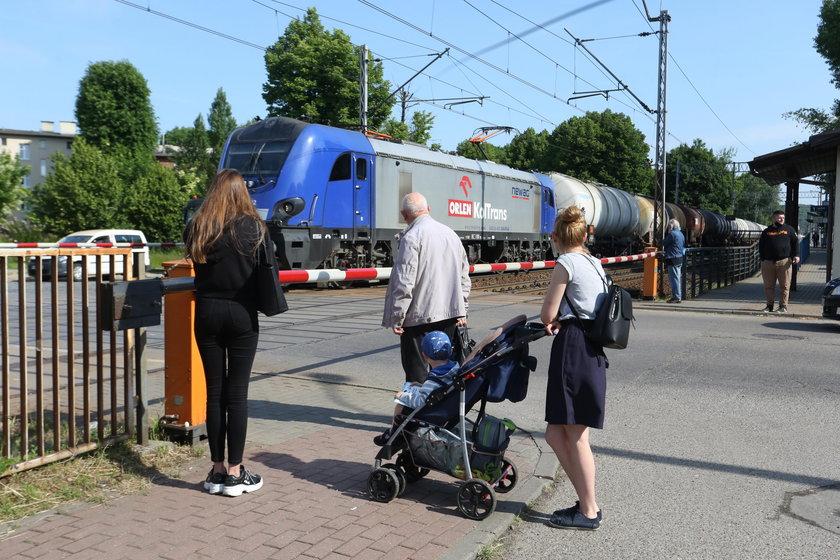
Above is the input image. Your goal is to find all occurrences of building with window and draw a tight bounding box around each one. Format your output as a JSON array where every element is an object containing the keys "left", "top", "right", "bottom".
[{"left": 0, "top": 121, "right": 76, "bottom": 188}]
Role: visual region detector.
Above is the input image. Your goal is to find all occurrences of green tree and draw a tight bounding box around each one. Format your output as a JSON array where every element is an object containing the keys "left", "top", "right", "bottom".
[
  {"left": 544, "top": 110, "right": 654, "bottom": 192},
  {"left": 382, "top": 118, "right": 409, "bottom": 141},
  {"left": 75, "top": 60, "right": 159, "bottom": 156},
  {"left": 0, "top": 152, "right": 28, "bottom": 218},
  {"left": 381, "top": 110, "right": 436, "bottom": 145},
  {"left": 503, "top": 127, "right": 550, "bottom": 171},
  {"left": 163, "top": 126, "right": 194, "bottom": 148},
  {"left": 122, "top": 160, "right": 191, "bottom": 242},
  {"left": 263, "top": 8, "right": 392, "bottom": 127},
  {"left": 207, "top": 88, "right": 237, "bottom": 162},
  {"left": 816, "top": 0, "right": 840, "bottom": 87},
  {"left": 174, "top": 114, "right": 215, "bottom": 193},
  {"left": 733, "top": 173, "right": 780, "bottom": 223},
  {"left": 667, "top": 139, "right": 732, "bottom": 213},
  {"left": 456, "top": 139, "right": 507, "bottom": 162},
  {"left": 27, "top": 138, "right": 124, "bottom": 235},
  {"left": 408, "top": 111, "right": 435, "bottom": 144},
  {"left": 786, "top": 1, "right": 840, "bottom": 132}
]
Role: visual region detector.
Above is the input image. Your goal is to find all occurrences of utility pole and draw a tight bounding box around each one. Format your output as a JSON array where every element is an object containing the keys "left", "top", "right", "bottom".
[
  {"left": 359, "top": 44, "right": 369, "bottom": 130},
  {"left": 644, "top": 2, "right": 670, "bottom": 246}
]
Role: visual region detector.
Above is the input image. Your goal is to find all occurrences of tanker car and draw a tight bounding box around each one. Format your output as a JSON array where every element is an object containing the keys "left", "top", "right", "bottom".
[{"left": 198, "top": 116, "right": 764, "bottom": 270}]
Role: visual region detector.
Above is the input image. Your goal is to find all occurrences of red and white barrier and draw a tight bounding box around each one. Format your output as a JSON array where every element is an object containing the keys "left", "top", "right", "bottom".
[
  {"left": 0, "top": 242, "right": 183, "bottom": 248},
  {"left": 2, "top": 243, "right": 657, "bottom": 285},
  {"left": 277, "top": 252, "right": 657, "bottom": 285}
]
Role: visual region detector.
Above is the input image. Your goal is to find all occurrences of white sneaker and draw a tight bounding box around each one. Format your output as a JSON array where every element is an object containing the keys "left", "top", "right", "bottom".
[{"left": 222, "top": 465, "right": 263, "bottom": 497}]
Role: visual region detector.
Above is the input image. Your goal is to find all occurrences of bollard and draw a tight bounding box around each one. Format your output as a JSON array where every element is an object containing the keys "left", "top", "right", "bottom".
[
  {"left": 643, "top": 247, "right": 659, "bottom": 300},
  {"left": 161, "top": 259, "right": 207, "bottom": 444}
]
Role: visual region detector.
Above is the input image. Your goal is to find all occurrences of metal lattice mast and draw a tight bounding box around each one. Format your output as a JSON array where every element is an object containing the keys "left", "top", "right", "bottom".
[{"left": 651, "top": 10, "right": 670, "bottom": 246}]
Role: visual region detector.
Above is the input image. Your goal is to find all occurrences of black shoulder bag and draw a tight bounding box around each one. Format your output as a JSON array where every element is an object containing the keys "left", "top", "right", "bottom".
[
  {"left": 563, "top": 255, "right": 634, "bottom": 350},
  {"left": 257, "top": 235, "right": 288, "bottom": 316}
]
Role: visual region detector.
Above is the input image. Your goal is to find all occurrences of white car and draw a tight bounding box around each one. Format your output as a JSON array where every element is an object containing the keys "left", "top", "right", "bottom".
[{"left": 28, "top": 229, "right": 151, "bottom": 281}]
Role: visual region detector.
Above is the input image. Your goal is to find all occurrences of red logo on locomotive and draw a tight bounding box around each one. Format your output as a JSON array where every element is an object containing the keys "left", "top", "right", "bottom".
[{"left": 459, "top": 175, "right": 473, "bottom": 198}]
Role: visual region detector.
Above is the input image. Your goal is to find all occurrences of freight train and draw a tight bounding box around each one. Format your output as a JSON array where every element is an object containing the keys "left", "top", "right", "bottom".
[{"left": 194, "top": 116, "right": 764, "bottom": 270}]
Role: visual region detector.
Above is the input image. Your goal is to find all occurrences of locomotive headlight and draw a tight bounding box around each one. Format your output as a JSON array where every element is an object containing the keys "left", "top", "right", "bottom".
[{"left": 271, "top": 197, "right": 305, "bottom": 221}]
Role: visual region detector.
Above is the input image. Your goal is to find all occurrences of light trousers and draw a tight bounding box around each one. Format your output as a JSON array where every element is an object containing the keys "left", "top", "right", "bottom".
[{"left": 760, "top": 258, "right": 792, "bottom": 307}]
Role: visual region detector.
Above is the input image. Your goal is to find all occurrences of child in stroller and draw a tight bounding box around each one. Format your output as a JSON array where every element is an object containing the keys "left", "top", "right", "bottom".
[
  {"left": 373, "top": 331, "right": 460, "bottom": 446},
  {"left": 367, "top": 315, "right": 545, "bottom": 520}
]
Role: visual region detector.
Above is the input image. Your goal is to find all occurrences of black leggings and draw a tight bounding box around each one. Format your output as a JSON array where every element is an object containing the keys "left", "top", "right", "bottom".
[{"left": 194, "top": 297, "right": 259, "bottom": 465}]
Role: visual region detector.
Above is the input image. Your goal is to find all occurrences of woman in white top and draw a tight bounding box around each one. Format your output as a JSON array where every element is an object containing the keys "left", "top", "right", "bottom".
[{"left": 540, "top": 205, "right": 608, "bottom": 530}]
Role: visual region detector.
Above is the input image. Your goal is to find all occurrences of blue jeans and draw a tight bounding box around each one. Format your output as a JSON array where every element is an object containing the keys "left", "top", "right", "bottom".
[
  {"left": 194, "top": 297, "right": 259, "bottom": 465},
  {"left": 666, "top": 257, "right": 683, "bottom": 301}
]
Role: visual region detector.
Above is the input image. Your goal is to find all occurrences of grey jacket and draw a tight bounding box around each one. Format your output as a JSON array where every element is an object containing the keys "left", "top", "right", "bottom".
[{"left": 382, "top": 214, "right": 471, "bottom": 328}]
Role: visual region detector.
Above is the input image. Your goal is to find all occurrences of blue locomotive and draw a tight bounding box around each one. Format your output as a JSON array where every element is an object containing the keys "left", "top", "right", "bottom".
[
  {"left": 212, "top": 117, "right": 556, "bottom": 270},
  {"left": 203, "top": 116, "right": 762, "bottom": 270}
]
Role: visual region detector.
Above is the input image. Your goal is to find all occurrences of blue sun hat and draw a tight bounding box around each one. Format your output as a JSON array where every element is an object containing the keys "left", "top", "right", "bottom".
[{"left": 421, "top": 331, "right": 452, "bottom": 361}]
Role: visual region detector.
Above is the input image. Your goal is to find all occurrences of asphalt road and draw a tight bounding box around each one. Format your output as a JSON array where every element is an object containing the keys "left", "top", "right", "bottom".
[{"left": 240, "top": 289, "right": 839, "bottom": 559}]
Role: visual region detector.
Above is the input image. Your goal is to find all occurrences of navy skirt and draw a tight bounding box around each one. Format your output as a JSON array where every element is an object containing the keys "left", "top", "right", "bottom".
[{"left": 545, "top": 320, "right": 607, "bottom": 429}]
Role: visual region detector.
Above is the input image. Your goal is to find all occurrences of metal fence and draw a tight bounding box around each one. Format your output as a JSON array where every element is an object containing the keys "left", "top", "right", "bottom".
[
  {"left": 0, "top": 249, "right": 142, "bottom": 476},
  {"left": 682, "top": 243, "right": 761, "bottom": 299}
]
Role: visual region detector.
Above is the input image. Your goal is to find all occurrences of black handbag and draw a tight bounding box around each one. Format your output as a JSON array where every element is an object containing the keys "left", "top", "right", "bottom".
[
  {"left": 257, "top": 235, "right": 288, "bottom": 316},
  {"left": 563, "top": 255, "right": 634, "bottom": 350}
]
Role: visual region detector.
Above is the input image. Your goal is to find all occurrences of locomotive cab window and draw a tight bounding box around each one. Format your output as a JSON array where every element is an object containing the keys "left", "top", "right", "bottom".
[
  {"left": 222, "top": 140, "right": 292, "bottom": 177},
  {"left": 356, "top": 158, "right": 367, "bottom": 181},
  {"left": 329, "top": 153, "right": 351, "bottom": 181}
]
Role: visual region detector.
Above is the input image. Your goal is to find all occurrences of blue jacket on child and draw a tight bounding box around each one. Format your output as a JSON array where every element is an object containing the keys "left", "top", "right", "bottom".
[{"left": 396, "top": 361, "right": 460, "bottom": 409}]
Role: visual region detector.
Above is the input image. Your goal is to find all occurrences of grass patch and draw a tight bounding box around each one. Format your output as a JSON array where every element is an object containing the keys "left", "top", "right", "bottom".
[
  {"left": 0, "top": 439, "right": 204, "bottom": 525},
  {"left": 150, "top": 247, "right": 185, "bottom": 270}
]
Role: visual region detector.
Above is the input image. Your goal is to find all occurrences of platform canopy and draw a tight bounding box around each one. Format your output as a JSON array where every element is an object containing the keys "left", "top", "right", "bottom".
[
  {"left": 748, "top": 128, "right": 839, "bottom": 281},
  {"left": 748, "top": 129, "right": 840, "bottom": 185}
]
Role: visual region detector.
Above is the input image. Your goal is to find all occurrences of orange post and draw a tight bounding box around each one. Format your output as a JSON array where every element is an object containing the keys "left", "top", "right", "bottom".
[
  {"left": 162, "top": 259, "right": 206, "bottom": 440},
  {"left": 643, "top": 248, "right": 659, "bottom": 300}
]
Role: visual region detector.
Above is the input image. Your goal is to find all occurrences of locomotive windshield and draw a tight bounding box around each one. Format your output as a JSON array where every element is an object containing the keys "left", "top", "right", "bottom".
[{"left": 222, "top": 140, "right": 293, "bottom": 178}]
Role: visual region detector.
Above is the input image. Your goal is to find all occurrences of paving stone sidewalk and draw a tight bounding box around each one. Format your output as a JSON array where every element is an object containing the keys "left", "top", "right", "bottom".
[{"left": 1, "top": 375, "right": 555, "bottom": 560}]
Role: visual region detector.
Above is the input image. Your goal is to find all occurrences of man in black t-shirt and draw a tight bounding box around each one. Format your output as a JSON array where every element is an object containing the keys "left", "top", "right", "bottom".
[{"left": 758, "top": 210, "right": 799, "bottom": 313}]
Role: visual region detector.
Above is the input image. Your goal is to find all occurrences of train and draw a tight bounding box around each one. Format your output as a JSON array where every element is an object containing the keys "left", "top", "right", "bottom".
[{"left": 192, "top": 116, "right": 764, "bottom": 270}]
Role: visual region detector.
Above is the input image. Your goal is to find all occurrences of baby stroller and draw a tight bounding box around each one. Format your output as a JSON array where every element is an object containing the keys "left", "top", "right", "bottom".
[{"left": 367, "top": 315, "right": 545, "bottom": 520}]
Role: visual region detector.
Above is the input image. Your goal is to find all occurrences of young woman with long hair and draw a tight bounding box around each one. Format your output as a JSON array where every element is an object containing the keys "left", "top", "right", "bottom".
[
  {"left": 539, "top": 205, "right": 608, "bottom": 530},
  {"left": 184, "top": 169, "right": 267, "bottom": 497}
]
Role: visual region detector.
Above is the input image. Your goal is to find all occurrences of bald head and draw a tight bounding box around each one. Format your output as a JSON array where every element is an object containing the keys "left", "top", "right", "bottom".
[{"left": 401, "top": 192, "right": 430, "bottom": 223}]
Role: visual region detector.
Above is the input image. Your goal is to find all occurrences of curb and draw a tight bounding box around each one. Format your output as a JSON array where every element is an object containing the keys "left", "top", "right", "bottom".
[{"left": 439, "top": 432, "right": 558, "bottom": 560}]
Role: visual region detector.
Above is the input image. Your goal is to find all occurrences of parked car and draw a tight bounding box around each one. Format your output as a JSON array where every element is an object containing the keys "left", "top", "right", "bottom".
[
  {"left": 823, "top": 277, "right": 840, "bottom": 320},
  {"left": 28, "top": 229, "right": 150, "bottom": 280}
]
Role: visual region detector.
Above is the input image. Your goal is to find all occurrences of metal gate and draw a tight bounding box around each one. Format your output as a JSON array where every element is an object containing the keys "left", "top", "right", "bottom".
[{"left": 0, "top": 248, "right": 142, "bottom": 476}]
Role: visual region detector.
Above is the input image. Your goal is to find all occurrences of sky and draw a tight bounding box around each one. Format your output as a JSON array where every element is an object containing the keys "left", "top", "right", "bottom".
[{"left": 1, "top": 0, "right": 836, "bottom": 204}]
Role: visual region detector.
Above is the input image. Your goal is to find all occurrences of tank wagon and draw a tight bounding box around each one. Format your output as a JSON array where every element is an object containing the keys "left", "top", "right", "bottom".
[{"left": 203, "top": 116, "right": 765, "bottom": 270}]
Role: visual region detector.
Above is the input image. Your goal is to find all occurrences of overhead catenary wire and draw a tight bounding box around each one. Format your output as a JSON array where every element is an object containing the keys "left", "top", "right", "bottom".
[
  {"left": 115, "top": 0, "right": 685, "bottom": 149},
  {"left": 628, "top": 0, "right": 755, "bottom": 156}
]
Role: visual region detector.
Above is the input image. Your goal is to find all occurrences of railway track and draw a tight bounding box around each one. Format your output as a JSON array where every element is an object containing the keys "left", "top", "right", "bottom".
[
  {"left": 287, "top": 260, "right": 647, "bottom": 297},
  {"left": 471, "top": 261, "right": 646, "bottom": 296}
]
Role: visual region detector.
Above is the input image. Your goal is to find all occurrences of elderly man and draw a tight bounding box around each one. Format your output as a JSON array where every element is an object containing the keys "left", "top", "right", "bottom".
[{"left": 382, "top": 192, "right": 471, "bottom": 383}]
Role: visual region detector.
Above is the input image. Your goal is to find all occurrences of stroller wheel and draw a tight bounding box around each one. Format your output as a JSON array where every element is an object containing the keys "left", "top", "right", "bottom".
[
  {"left": 495, "top": 459, "right": 518, "bottom": 494},
  {"left": 457, "top": 478, "right": 497, "bottom": 520},
  {"left": 397, "top": 452, "right": 430, "bottom": 483},
  {"left": 382, "top": 463, "right": 407, "bottom": 497},
  {"left": 367, "top": 468, "right": 400, "bottom": 503}
]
